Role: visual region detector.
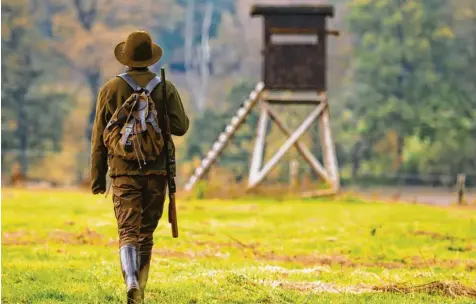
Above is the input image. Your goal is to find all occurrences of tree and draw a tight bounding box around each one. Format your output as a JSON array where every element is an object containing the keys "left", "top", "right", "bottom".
[
  {"left": 1, "top": 0, "right": 71, "bottom": 176},
  {"left": 46, "top": 0, "right": 138, "bottom": 181},
  {"left": 342, "top": 0, "right": 476, "bottom": 179},
  {"left": 184, "top": 0, "right": 213, "bottom": 113},
  {"left": 345, "top": 0, "right": 453, "bottom": 175}
]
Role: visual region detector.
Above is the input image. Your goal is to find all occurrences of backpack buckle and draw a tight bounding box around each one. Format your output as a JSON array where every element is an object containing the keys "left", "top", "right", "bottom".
[{"left": 135, "top": 88, "right": 149, "bottom": 95}]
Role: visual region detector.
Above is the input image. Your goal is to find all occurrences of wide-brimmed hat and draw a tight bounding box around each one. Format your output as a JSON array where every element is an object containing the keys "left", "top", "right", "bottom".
[{"left": 114, "top": 31, "right": 163, "bottom": 67}]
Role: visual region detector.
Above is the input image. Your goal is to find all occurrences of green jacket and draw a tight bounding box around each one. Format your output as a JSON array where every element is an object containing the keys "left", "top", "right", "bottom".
[{"left": 90, "top": 68, "right": 190, "bottom": 194}]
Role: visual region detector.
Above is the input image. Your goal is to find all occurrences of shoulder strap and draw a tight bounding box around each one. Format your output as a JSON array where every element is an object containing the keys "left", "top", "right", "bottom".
[
  {"left": 117, "top": 73, "right": 141, "bottom": 92},
  {"left": 144, "top": 76, "right": 161, "bottom": 96}
]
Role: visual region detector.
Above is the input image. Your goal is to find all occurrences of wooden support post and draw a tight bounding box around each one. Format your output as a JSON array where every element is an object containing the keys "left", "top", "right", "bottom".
[
  {"left": 249, "top": 102, "right": 268, "bottom": 185},
  {"left": 289, "top": 159, "right": 299, "bottom": 191},
  {"left": 457, "top": 173, "right": 466, "bottom": 205},
  {"left": 319, "top": 94, "right": 340, "bottom": 191}
]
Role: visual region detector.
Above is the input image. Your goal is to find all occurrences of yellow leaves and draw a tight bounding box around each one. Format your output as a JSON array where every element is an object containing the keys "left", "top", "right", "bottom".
[
  {"left": 11, "top": 15, "right": 31, "bottom": 30},
  {"left": 403, "top": 0, "right": 418, "bottom": 11},
  {"left": 419, "top": 39, "right": 430, "bottom": 51},
  {"left": 1, "top": 25, "right": 12, "bottom": 39},
  {"left": 102, "top": 0, "right": 182, "bottom": 30},
  {"left": 7, "top": 120, "right": 18, "bottom": 131},
  {"left": 2, "top": 1, "right": 33, "bottom": 39},
  {"left": 342, "top": 110, "right": 353, "bottom": 122},
  {"left": 373, "top": 130, "right": 403, "bottom": 172},
  {"left": 53, "top": 10, "right": 135, "bottom": 76},
  {"left": 52, "top": 11, "right": 82, "bottom": 37},
  {"left": 433, "top": 26, "right": 454, "bottom": 39},
  {"left": 353, "top": 0, "right": 373, "bottom": 6},
  {"left": 453, "top": 0, "right": 476, "bottom": 20}
]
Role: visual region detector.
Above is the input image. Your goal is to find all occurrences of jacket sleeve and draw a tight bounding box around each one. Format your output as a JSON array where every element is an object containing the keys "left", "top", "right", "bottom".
[
  {"left": 166, "top": 81, "right": 190, "bottom": 136},
  {"left": 90, "top": 87, "right": 110, "bottom": 194}
]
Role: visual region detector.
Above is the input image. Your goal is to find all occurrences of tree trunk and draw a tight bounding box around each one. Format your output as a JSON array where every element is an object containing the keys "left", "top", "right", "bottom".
[
  {"left": 83, "top": 69, "right": 101, "bottom": 182},
  {"left": 394, "top": 1, "right": 408, "bottom": 173},
  {"left": 85, "top": 69, "right": 101, "bottom": 142},
  {"left": 351, "top": 140, "right": 362, "bottom": 178},
  {"left": 396, "top": 133, "right": 404, "bottom": 171},
  {"left": 184, "top": 0, "right": 212, "bottom": 113},
  {"left": 17, "top": 96, "right": 28, "bottom": 176}
]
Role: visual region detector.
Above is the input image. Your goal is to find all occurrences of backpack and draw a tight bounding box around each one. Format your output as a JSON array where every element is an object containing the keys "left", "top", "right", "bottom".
[{"left": 103, "top": 73, "right": 165, "bottom": 168}]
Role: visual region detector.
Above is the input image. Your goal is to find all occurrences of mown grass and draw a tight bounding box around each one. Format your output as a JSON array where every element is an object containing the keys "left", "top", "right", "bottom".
[{"left": 2, "top": 189, "right": 475, "bottom": 303}]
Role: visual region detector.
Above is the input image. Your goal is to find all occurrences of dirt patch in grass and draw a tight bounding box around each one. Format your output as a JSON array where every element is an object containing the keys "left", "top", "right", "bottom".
[
  {"left": 2, "top": 228, "right": 114, "bottom": 246},
  {"left": 373, "top": 281, "right": 476, "bottom": 299},
  {"left": 47, "top": 228, "right": 107, "bottom": 245},
  {"left": 160, "top": 239, "right": 476, "bottom": 271},
  {"left": 413, "top": 230, "right": 466, "bottom": 242},
  {"left": 268, "top": 280, "right": 372, "bottom": 294},
  {"left": 152, "top": 247, "right": 231, "bottom": 259},
  {"left": 1, "top": 231, "right": 34, "bottom": 245},
  {"left": 3, "top": 229, "right": 475, "bottom": 271},
  {"left": 249, "top": 273, "right": 476, "bottom": 299},
  {"left": 195, "top": 239, "right": 261, "bottom": 250},
  {"left": 254, "top": 250, "right": 476, "bottom": 270},
  {"left": 267, "top": 279, "right": 476, "bottom": 299}
]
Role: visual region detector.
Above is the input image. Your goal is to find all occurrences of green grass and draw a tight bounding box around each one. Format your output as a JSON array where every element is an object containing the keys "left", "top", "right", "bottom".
[{"left": 2, "top": 189, "right": 475, "bottom": 303}]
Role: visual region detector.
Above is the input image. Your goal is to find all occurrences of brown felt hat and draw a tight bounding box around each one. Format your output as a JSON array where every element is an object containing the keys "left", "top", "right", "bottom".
[{"left": 114, "top": 31, "right": 163, "bottom": 67}]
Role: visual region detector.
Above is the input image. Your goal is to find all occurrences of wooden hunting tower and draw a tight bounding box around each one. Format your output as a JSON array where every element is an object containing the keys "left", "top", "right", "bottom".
[
  {"left": 184, "top": 5, "right": 340, "bottom": 196},
  {"left": 251, "top": 5, "right": 335, "bottom": 91}
]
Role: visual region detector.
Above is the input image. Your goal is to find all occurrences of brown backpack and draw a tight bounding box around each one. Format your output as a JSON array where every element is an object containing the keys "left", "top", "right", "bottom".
[{"left": 103, "top": 73, "right": 164, "bottom": 168}]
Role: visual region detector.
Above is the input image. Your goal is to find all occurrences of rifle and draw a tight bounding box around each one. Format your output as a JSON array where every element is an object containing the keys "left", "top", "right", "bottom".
[{"left": 161, "top": 68, "right": 179, "bottom": 238}]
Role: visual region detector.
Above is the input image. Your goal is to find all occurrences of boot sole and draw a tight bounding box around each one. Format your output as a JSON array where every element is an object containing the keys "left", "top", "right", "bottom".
[{"left": 127, "top": 287, "right": 141, "bottom": 304}]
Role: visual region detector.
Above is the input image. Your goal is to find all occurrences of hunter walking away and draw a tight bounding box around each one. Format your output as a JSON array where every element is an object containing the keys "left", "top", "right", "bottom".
[
  {"left": 2, "top": 2, "right": 476, "bottom": 304},
  {"left": 90, "top": 30, "right": 189, "bottom": 303}
]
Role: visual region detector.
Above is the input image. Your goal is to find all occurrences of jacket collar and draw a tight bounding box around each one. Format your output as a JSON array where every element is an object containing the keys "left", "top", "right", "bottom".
[{"left": 126, "top": 66, "right": 150, "bottom": 72}]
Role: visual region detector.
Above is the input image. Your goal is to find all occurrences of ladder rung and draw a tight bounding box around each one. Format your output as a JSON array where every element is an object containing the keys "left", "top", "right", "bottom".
[
  {"left": 237, "top": 108, "right": 247, "bottom": 117},
  {"left": 218, "top": 134, "right": 227, "bottom": 142}
]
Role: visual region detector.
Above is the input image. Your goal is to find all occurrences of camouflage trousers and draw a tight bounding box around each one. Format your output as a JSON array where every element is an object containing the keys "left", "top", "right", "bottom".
[{"left": 111, "top": 174, "right": 167, "bottom": 253}]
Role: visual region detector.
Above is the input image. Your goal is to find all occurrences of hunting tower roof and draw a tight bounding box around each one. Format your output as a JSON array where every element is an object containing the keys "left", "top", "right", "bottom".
[{"left": 250, "top": 5, "right": 334, "bottom": 17}]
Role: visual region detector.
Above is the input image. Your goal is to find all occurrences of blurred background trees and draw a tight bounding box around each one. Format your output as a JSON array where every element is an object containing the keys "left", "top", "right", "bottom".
[{"left": 1, "top": 0, "right": 475, "bottom": 187}]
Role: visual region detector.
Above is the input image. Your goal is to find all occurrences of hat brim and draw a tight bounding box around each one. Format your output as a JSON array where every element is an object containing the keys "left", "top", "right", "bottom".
[{"left": 114, "top": 42, "right": 163, "bottom": 68}]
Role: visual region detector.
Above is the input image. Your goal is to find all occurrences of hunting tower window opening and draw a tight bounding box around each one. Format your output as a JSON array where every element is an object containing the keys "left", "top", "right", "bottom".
[{"left": 270, "top": 34, "right": 319, "bottom": 45}]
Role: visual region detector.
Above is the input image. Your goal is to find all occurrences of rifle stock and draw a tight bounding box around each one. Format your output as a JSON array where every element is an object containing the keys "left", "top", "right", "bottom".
[
  {"left": 168, "top": 193, "right": 178, "bottom": 237},
  {"left": 161, "top": 67, "right": 179, "bottom": 238}
]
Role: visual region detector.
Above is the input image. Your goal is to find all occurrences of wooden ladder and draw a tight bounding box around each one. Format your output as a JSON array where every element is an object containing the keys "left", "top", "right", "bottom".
[{"left": 184, "top": 82, "right": 265, "bottom": 191}]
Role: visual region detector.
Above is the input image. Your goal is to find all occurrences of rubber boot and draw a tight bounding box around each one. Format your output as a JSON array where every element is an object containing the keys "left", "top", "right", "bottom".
[
  {"left": 120, "top": 245, "right": 142, "bottom": 304},
  {"left": 138, "top": 251, "right": 152, "bottom": 302}
]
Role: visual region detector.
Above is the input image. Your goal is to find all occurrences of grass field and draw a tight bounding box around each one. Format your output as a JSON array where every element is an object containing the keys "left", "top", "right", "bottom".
[{"left": 2, "top": 189, "right": 476, "bottom": 303}]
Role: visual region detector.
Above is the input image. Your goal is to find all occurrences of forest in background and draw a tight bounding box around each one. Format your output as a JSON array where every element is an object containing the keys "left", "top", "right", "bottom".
[{"left": 1, "top": 0, "right": 476, "bottom": 188}]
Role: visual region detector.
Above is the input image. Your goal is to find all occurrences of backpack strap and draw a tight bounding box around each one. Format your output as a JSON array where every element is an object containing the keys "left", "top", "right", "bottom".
[
  {"left": 147, "top": 112, "right": 162, "bottom": 134},
  {"left": 118, "top": 73, "right": 142, "bottom": 92},
  {"left": 144, "top": 76, "right": 161, "bottom": 96}
]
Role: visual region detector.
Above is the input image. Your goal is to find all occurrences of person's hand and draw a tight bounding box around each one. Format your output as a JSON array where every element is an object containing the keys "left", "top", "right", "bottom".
[
  {"left": 92, "top": 188, "right": 106, "bottom": 195},
  {"left": 91, "top": 177, "right": 106, "bottom": 195}
]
